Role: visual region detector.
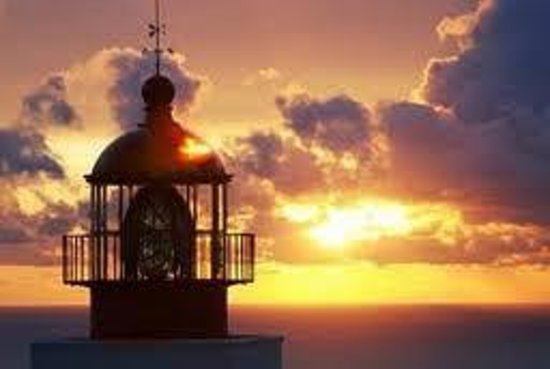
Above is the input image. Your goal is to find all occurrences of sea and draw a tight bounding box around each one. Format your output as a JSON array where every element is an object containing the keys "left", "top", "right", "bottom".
[{"left": 2, "top": 305, "right": 550, "bottom": 369}]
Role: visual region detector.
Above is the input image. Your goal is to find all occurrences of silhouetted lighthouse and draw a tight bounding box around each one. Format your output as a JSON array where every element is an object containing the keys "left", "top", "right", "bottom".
[{"left": 31, "top": 1, "right": 282, "bottom": 368}]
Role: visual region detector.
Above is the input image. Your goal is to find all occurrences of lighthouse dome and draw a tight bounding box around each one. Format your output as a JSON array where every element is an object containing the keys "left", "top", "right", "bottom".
[{"left": 88, "top": 75, "right": 228, "bottom": 185}]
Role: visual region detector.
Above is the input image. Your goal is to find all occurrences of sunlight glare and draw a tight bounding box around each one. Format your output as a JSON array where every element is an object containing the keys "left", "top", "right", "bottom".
[
  {"left": 309, "top": 203, "right": 412, "bottom": 248},
  {"left": 179, "top": 137, "right": 212, "bottom": 159}
]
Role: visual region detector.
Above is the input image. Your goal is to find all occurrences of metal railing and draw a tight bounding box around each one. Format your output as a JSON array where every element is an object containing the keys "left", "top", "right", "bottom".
[{"left": 62, "top": 230, "right": 254, "bottom": 286}]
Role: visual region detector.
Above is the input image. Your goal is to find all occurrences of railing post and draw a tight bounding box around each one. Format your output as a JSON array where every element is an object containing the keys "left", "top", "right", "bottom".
[
  {"left": 70, "top": 237, "right": 74, "bottom": 282},
  {"left": 251, "top": 234, "right": 256, "bottom": 282},
  {"left": 79, "top": 236, "right": 84, "bottom": 282},
  {"left": 222, "top": 184, "right": 228, "bottom": 280},
  {"left": 101, "top": 185, "right": 107, "bottom": 281},
  {"left": 62, "top": 235, "right": 67, "bottom": 283},
  {"left": 211, "top": 184, "right": 221, "bottom": 279}
]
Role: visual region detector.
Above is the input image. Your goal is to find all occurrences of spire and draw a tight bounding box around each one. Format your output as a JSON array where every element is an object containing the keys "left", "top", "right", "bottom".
[
  {"left": 141, "top": 0, "right": 176, "bottom": 117},
  {"left": 146, "top": 0, "right": 173, "bottom": 76}
]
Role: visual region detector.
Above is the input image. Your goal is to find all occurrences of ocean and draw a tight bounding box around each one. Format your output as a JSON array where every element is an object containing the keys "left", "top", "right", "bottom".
[{"left": 2, "top": 305, "right": 550, "bottom": 369}]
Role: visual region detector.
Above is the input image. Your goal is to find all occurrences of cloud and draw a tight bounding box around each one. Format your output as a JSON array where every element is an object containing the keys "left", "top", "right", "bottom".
[
  {"left": 0, "top": 45, "right": 207, "bottom": 265},
  {"left": 380, "top": 102, "right": 464, "bottom": 192},
  {"left": 230, "top": 92, "right": 381, "bottom": 196},
  {"left": 383, "top": 0, "right": 550, "bottom": 217},
  {"left": 365, "top": 0, "right": 550, "bottom": 265},
  {"left": 5, "top": 0, "right": 550, "bottom": 269},
  {"left": 276, "top": 93, "right": 372, "bottom": 155},
  {"left": 0, "top": 182, "right": 86, "bottom": 265},
  {"left": 232, "top": 131, "right": 324, "bottom": 195},
  {"left": 20, "top": 74, "right": 80, "bottom": 127},
  {"left": 0, "top": 128, "right": 64, "bottom": 179},
  {"left": 234, "top": 131, "right": 284, "bottom": 178},
  {"left": 242, "top": 67, "right": 282, "bottom": 86},
  {"left": 364, "top": 221, "right": 550, "bottom": 266},
  {"left": 0, "top": 41, "right": 209, "bottom": 266},
  {"left": 226, "top": 93, "right": 388, "bottom": 262},
  {"left": 0, "top": 225, "right": 31, "bottom": 244},
  {"left": 421, "top": 0, "right": 550, "bottom": 132},
  {"left": 228, "top": 0, "right": 550, "bottom": 266}
]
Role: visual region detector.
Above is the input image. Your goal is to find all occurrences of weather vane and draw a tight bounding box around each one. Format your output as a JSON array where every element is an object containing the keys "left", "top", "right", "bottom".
[{"left": 145, "top": 0, "right": 174, "bottom": 75}]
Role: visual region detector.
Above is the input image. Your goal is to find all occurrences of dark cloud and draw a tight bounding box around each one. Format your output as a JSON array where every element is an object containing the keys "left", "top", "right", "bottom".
[
  {"left": 425, "top": 0, "right": 550, "bottom": 126},
  {"left": 232, "top": 131, "right": 324, "bottom": 196},
  {"left": 362, "top": 221, "right": 550, "bottom": 266},
  {"left": 0, "top": 189, "right": 86, "bottom": 265},
  {"left": 0, "top": 47, "right": 203, "bottom": 265},
  {"left": 36, "top": 202, "right": 83, "bottom": 238},
  {"left": 0, "top": 128, "right": 64, "bottom": 179},
  {"left": 277, "top": 94, "right": 372, "bottom": 156},
  {"left": 108, "top": 49, "right": 202, "bottom": 130},
  {"left": 227, "top": 94, "right": 382, "bottom": 262},
  {"left": 229, "top": 0, "right": 550, "bottom": 267},
  {"left": 235, "top": 132, "right": 285, "bottom": 178},
  {"left": 364, "top": 0, "right": 550, "bottom": 265},
  {"left": 380, "top": 102, "right": 464, "bottom": 192},
  {"left": 421, "top": 0, "right": 550, "bottom": 156},
  {"left": 0, "top": 47, "right": 204, "bottom": 265},
  {"left": 382, "top": 0, "right": 550, "bottom": 221},
  {"left": 20, "top": 74, "right": 80, "bottom": 127},
  {"left": 234, "top": 93, "right": 382, "bottom": 194},
  {"left": 0, "top": 225, "right": 31, "bottom": 244}
]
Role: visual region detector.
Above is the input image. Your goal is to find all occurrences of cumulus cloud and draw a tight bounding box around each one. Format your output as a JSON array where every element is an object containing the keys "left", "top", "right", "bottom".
[
  {"left": 20, "top": 74, "right": 80, "bottom": 127},
  {"left": 0, "top": 40, "right": 208, "bottom": 266},
  {"left": 229, "top": 91, "right": 386, "bottom": 205},
  {"left": 233, "top": 131, "right": 324, "bottom": 195},
  {"left": 0, "top": 128, "right": 64, "bottom": 179},
  {"left": 235, "top": 132, "right": 284, "bottom": 178},
  {"left": 366, "top": 0, "right": 550, "bottom": 265},
  {"left": 421, "top": 0, "right": 550, "bottom": 132},
  {"left": 384, "top": 0, "right": 550, "bottom": 213},
  {"left": 6, "top": 0, "right": 550, "bottom": 269},
  {"left": 0, "top": 181, "right": 87, "bottom": 265},
  {"left": 0, "top": 72, "right": 79, "bottom": 180},
  {"left": 277, "top": 93, "right": 372, "bottom": 155},
  {"left": 364, "top": 221, "right": 550, "bottom": 266},
  {"left": 226, "top": 93, "right": 387, "bottom": 262},
  {"left": 229, "top": 0, "right": 550, "bottom": 266}
]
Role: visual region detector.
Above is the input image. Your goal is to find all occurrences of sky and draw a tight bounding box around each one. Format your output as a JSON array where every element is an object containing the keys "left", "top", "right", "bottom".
[{"left": 3, "top": 0, "right": 550, "bottom": 305}]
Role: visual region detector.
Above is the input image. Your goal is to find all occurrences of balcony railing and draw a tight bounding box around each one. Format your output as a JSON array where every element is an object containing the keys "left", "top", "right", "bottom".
[{"left": 62, "top": 230, "right": 254, "bottom": 286}]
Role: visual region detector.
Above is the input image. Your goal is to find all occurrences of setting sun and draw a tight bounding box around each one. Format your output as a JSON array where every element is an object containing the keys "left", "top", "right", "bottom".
[
  {"left": 309, "top": 203, "right": 411, "bottom": 248},
  {"left": 278, "top": 200, "right": 414, "bottom": 249},
  {"left": 309, "top": 203, "right": 412, "bottom": 248}
]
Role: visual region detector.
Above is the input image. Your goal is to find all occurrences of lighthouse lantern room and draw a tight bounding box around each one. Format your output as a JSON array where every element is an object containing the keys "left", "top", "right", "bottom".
[{"left": 61, "top": 4, "right": 254, "bottom": 339}]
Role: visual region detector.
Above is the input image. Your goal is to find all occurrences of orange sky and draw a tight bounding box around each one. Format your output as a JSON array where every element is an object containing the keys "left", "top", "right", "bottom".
[
  {"left": 2, "top": 262, "right": 550, "bottom": 306},
  {"left": 2, "top": 0, "right": 550, "bottom": 306},
  {"left": 0, "top": 0, "right": 469, "bottom": 123}
]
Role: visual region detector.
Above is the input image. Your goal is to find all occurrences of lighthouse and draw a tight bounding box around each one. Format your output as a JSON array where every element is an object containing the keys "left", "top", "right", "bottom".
[{"left": 31, "top": 1, "right": 282, "bottom": 368}]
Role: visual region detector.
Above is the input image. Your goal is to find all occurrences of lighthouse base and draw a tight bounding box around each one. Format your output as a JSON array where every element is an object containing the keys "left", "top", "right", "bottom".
[{"left": 31, "top": 336, "right": 283, "bottom": 369}]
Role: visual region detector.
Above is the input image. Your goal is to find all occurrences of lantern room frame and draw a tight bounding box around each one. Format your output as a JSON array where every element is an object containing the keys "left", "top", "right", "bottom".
[{"left": 62, "top": 175, "right": 255, "bottom": 286}]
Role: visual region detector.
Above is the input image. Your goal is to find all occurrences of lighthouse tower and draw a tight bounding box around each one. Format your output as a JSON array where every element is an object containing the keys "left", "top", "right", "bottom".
[{"left": 31, "top": 2, "right": 282, "bottom": 368}]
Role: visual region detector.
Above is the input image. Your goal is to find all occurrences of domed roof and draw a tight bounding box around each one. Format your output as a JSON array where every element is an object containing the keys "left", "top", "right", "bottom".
[
  {"left": 89, "top": 118, "right": 228, "bottom": 184},
  {"left": 87, "top": 73, "right": 229, "bottom": 185},
  {"left": 141, "top": 75, "right": 176, "bottom": 107}
]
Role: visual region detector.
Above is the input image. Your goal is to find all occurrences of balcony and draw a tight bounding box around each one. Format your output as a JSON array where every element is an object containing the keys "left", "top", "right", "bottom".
[{"left": 62, "top": 230, "right": 255, "bottom": 286}]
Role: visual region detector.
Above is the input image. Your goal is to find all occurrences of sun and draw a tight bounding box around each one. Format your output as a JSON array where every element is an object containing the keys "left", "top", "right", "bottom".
[
  {"left": 308, "top": 203, "right": 412, "bottom": 249},
  {"left": 278, "top": 198, "right": 467, "bottom": 250},
  {"left": 278, "top": 199, "right": 415, "bottom": 250}
]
